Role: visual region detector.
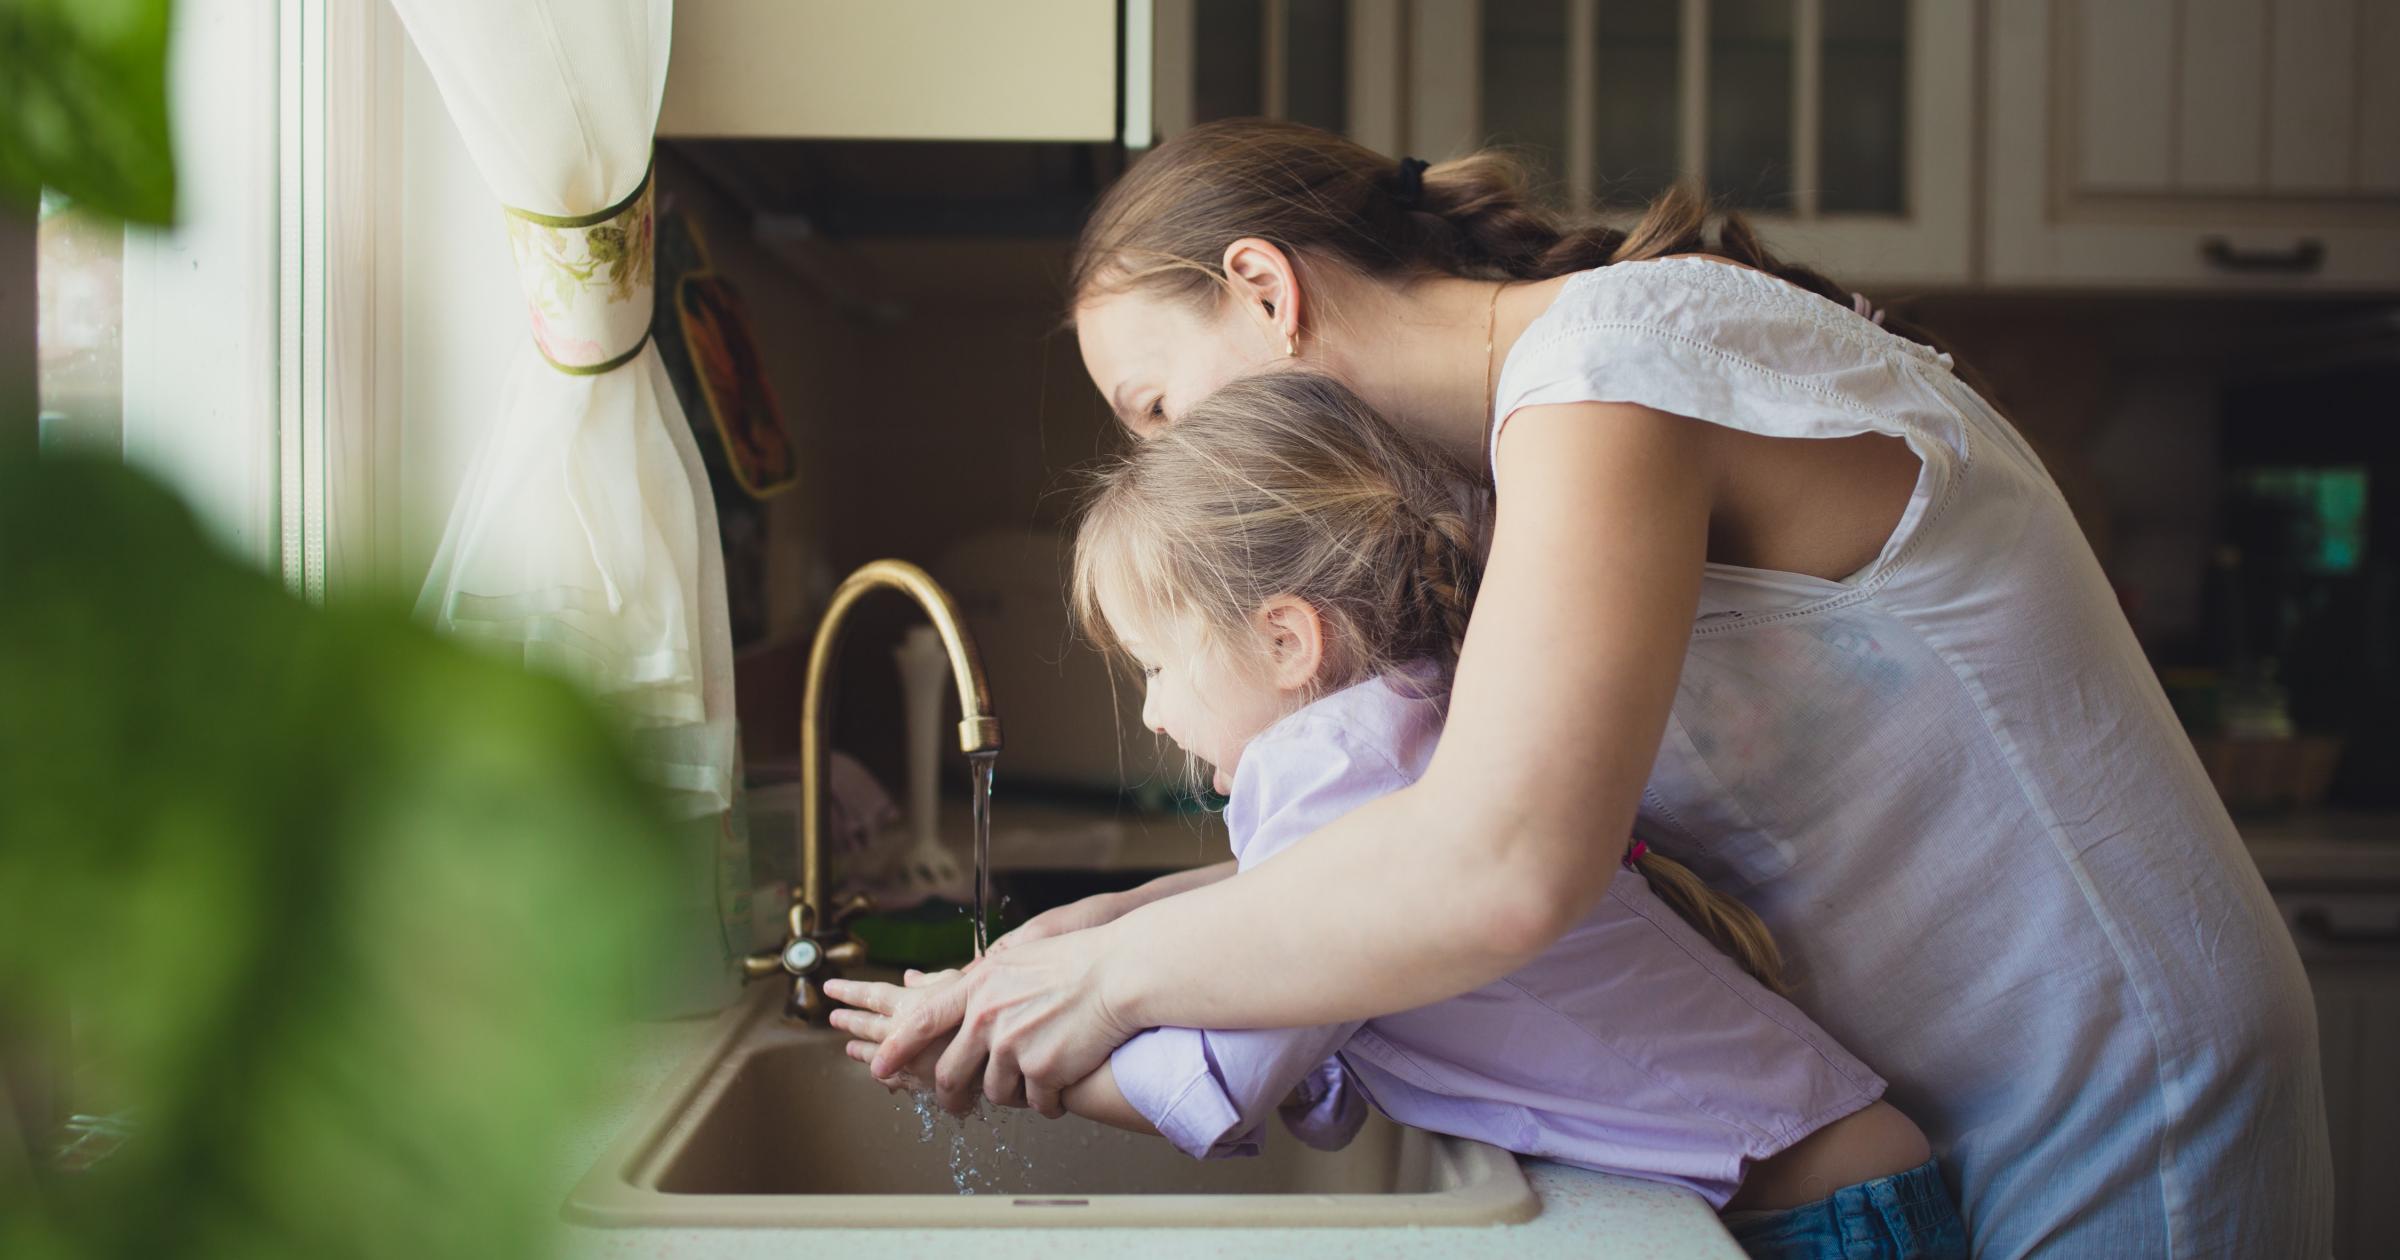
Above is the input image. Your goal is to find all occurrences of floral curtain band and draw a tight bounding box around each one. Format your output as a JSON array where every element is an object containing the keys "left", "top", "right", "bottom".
[{"left": 503, "top": 160, "right": 657, "bottom": 376}]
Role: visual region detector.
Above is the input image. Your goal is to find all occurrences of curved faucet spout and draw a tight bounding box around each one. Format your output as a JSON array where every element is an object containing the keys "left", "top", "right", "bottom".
[{"left": 750, "top": 559, "right": 1002, "bottom": 1021}]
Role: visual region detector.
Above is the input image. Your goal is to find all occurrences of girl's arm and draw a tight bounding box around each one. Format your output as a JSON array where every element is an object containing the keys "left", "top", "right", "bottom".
[
  {"left": 834, "top": 975, "right": 1363, "bottom": 1155},
  {"left": 880, "top": 402, "right": 1714, "bottom": 1116},
  {"left": 1058, "top": 1060, "right": 1159, "bottom": 1135},
  {"left": 986, "top": 861, "right": 1236, "bottom": 954}
]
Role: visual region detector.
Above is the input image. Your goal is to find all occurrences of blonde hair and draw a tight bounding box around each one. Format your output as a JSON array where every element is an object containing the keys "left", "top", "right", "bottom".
[
  {"left": 1072, "top": 372, "right": 1485, "bottom": 693},
  {"left": 1071, "top": 371, "right": 1789, "bottom": 994}
]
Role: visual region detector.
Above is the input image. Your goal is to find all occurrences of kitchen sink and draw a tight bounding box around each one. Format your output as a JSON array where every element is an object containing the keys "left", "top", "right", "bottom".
[{"left": 565, "top": 983, "right": 1540, "bottom": 1228}]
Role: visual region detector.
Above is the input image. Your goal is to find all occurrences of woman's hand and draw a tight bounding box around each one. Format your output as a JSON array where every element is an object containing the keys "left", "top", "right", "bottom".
[{"left": 866, "top": 923, "right": 1139, "bottom": 1119}]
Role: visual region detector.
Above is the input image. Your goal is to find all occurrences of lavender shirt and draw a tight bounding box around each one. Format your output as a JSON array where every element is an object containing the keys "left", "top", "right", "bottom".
[{"left": 1108, "top": 672, "right": 1886, "bottom": 1208}]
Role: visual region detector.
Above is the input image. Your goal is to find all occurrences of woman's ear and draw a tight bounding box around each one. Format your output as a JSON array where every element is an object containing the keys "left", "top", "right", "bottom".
[
  {"left": 1221, "top": 237, "right": 1302, "bottom": 351},
  {"left": 1256, "top": 596, "right": 1327, "bottom": 693}
]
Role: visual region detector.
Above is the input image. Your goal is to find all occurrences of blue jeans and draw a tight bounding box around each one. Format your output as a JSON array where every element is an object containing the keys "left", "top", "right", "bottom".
[{"left": 1722, "top": 1159, "right": 1968, "bottom": 1260}]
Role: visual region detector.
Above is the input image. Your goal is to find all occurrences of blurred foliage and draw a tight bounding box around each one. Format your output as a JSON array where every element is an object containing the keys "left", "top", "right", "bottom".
[
  {"left": 0, "top": 454, "right": 681, "bottom": 1260},
  {"left": 0, "top": 0, "right": 177, "bottom": 224}
]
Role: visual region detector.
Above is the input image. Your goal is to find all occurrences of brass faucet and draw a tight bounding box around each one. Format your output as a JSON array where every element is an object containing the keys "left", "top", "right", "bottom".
[{"left": 744, "top": 559, "right": 1002, "bottom": 1021}]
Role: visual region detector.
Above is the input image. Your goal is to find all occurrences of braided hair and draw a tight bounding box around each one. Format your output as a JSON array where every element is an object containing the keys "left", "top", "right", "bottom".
[{"left": 1069, "top": 117, "right": 1955, "bottom": 366}]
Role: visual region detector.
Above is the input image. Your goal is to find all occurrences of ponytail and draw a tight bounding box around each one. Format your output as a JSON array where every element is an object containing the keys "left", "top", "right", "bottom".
[{"left": 1631, "top": 846, "right": 1788, "bottom": 995}]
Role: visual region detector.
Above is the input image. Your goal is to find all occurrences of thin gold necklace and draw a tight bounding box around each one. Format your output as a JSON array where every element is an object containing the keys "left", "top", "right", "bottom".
[{"left": 1483, "top": 279, "right": 1508, "bottom": 434}]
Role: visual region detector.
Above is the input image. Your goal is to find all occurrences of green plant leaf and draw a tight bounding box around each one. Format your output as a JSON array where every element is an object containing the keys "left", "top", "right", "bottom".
[
  {"left": 0, "top": 454, "right": 684, "bottom": 1259},
  {"left": 0, "top": 0, "right": 178, "bottom": 224}
]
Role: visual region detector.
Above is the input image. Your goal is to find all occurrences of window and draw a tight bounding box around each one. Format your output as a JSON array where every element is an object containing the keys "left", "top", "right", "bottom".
[{"left": 26, "top": 0, "right": 335, "bottom": 597}]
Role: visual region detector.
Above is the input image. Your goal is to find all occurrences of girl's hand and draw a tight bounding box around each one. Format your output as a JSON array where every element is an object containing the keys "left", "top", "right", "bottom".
[
  {"left": 870, "top": 924, "right": 1138, "bottom": 1119},
  {"left": 827, "top": 970, "right": 960, "bottom": 1095},
  {"left": 986, "top": 891, "right": 1126, "bottom": 954}
]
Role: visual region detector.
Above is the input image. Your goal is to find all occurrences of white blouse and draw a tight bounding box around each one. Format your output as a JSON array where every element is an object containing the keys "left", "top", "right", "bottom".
[{"left": 1491, "top": 258, "right": 2329, "bottom": 1259}]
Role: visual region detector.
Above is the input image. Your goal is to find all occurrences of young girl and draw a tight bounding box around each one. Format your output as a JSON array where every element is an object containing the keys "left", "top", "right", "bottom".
[{"left": 831, "top": 373, "right": 1965, "bottom": 1258}]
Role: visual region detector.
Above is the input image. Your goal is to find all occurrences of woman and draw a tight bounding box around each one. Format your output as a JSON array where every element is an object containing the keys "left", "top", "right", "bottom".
[{"left": 858, "top": 120, "right": 2329, "bottom": 1257}]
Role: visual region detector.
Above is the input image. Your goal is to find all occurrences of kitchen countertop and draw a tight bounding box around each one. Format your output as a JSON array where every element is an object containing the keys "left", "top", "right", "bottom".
[
  {"left": 2239, "top": 811, "right": 2400, "bottom": 886},
  {"left": 550, "top": 1006, "right": 1746, "bottom": 1260}
]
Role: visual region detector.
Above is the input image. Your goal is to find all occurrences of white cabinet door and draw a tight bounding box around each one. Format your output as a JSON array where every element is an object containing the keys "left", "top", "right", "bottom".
[
  {"left": 2278, "top": 888, "right": 2400, "bottom": 1258},
  {"left": 1987, "top": 0, "right": 2400, "bottom": 290},
  {"left": 659, "top": 0, "right": 1119, "bottom": 142},
  {"left": 1149, "top": 1, "right": 1974, "bottom": 288}
]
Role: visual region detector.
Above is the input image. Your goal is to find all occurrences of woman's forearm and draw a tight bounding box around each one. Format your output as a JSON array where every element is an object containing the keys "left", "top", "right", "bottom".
[{"left": 1102, "top": 773, "right": 1607, "bottom": 1032}]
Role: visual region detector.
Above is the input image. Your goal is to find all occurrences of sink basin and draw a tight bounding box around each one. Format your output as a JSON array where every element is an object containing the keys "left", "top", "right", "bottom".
[{"left": 566, "top": 983, "right": 1539, "bottom": 1229}]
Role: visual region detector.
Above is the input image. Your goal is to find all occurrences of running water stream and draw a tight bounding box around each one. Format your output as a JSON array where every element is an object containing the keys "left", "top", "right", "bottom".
[{"left": 967, "top": 749, "right": 998, "bottom": 955}]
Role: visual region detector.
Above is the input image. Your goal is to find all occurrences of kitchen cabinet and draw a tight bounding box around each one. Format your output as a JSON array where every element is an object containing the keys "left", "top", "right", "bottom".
[
  {"left": 658, "top": 0, "right": 1120, "bottom": 142},
  {"left": 1148, "top": 0, "right": 1975, "bottom": 288},
  {"left": 2276, "top": 887, "right": 2400, "bottom": 1256},
  {"left": 1987, "top": 0, "right": 2400, "bottom": 290}
]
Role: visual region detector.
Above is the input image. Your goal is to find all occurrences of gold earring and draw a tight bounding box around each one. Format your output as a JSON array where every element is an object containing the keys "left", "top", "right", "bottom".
[{"left": 1285, "top": 335, "right": 1297, "bottom": 358}]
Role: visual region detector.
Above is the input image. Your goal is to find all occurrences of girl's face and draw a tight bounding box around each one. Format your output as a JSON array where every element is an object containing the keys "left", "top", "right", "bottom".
[{"left": 1106, "top": 602, "right": 1303, "bottom": 796}]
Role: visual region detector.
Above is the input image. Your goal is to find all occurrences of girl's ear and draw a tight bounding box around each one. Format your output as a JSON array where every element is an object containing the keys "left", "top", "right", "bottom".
[
  {"left": 1221, "top": 237, "right": 1302, "bottom": 351},
  {"left": 1257, "top": 596, "right": 1326, "bottom": 693}
]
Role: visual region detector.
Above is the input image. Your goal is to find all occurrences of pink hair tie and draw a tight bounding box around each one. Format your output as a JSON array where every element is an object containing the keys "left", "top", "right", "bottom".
[{"left": 1623, "top": 838, "right": 1648, "bottom": 869}]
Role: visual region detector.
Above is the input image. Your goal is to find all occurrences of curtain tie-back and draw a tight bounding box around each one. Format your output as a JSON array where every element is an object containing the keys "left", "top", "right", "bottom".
[{"left": 502, "top": 158, "right": 656, "bottom": 376}]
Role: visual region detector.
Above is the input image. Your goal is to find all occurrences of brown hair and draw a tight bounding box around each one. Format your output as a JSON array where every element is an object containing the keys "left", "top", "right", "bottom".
[
  {"left": 1071, "top": 371, "right": 1788, "bottom": 993},
  {"left": 1078, "top": 118, "right": 1852, "bottom": 301}
]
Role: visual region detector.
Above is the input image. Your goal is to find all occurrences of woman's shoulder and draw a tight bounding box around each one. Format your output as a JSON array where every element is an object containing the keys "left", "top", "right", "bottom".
[
  {"left": 1495, "top": 256, "right": 1955, "bottom": 432},
  {"left": 1519, "top": 256, "right": 1862, "bottom": 352}
]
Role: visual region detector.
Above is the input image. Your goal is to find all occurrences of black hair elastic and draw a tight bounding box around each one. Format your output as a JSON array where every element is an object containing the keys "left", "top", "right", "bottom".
[{"left": 1392, "top": 156, "right": 1429, "bottom": 210}]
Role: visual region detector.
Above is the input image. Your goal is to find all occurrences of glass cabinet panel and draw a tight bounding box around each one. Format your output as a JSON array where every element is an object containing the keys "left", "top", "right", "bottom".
[
  {"left": 1193, "top": 0, "right": 1265, "bottom": 123},
  {"left": 1480, "top": 0, "right": 1569, "bottom": 194},
  {"left": 1594, "top": 0, "right": 1683, "bottom": 207},
  {"left": 1819, "top": 0, "right": 1906, "bottom": 213},
  {"left": 1707, "top": 0, "right": 1795, "bottom": 209},
  {"left": 1283, "top": 0, "right": 1349, "bottom": 135}
]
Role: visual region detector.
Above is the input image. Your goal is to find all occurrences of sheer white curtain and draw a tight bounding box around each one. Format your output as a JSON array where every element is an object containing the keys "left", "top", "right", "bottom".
[{"left": 389, "top": 0, "right": 733, "bottom": 818}]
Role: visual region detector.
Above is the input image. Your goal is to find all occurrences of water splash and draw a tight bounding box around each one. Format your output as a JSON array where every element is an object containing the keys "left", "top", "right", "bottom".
[{"left": 901, "top": 1088, "right": 1037, "bottom": 1195}]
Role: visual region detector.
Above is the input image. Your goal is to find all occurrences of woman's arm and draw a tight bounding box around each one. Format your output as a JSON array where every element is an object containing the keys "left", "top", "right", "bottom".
[{"left": 883, "top": 402, "right": 1715, "bottom": 1116}]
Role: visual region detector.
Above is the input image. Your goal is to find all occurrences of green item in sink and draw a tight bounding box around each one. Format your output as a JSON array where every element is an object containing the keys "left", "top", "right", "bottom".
[{"left": 847, "top": 899, "right": 1020, "bottom": 971}]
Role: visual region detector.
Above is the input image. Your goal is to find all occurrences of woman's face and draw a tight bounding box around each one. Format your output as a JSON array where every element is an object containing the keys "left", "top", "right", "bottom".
[{"left": 1076, "top": 287, "right": 1286, "bottom": 438}]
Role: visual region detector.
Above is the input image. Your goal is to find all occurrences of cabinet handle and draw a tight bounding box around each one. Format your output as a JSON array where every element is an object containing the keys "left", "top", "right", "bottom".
[
  {"left": 2293, "top": 908, "right": 2400, "bottom": 948},
  {"left": 2200, "top": 237, "right": 2326, "bottom": 274}
]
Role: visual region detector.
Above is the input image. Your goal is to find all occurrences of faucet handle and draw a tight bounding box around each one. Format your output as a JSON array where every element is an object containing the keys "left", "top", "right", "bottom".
[
  {"left": 829, "top": 890, "right": 875, "bottom": 926},
  {"left": 791, "top": 976, "right": 825, "bottom": 1022}
]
